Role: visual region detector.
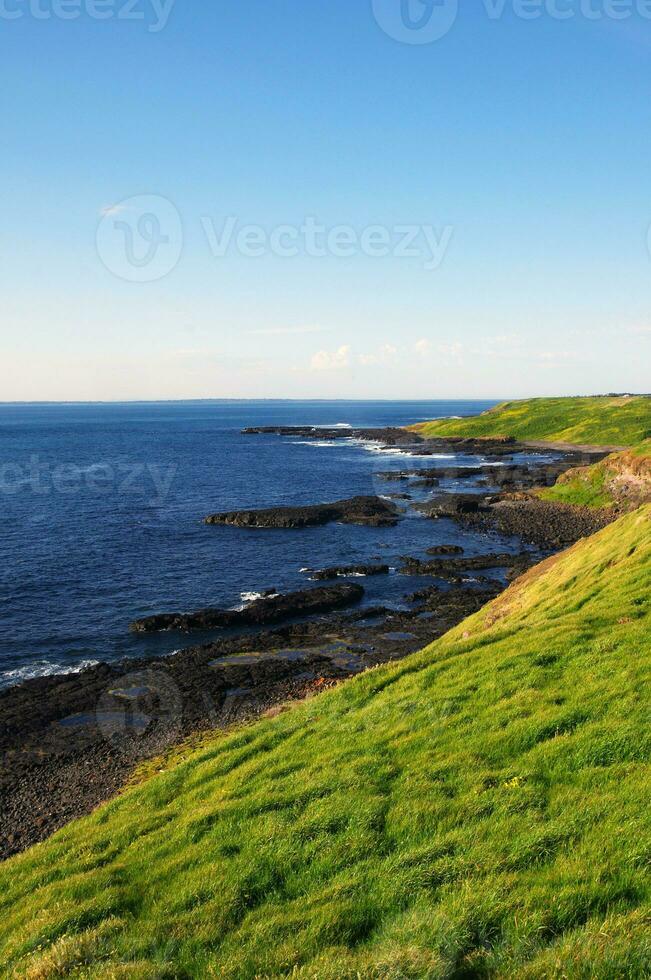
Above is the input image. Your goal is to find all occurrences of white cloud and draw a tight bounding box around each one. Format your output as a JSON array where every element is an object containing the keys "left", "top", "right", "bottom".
[
  {"left": 468, "top": 338, "right": 577, "bottom": 368},
  {"left": 437, "top": 342, "right": 464, "bottom": 363},
  {"left": 310, "top": 345, "right": 351, "bottom": 371},
  {"left": 412, "top": 339, "right": 463, "bottom": 362},
  {"left": 358, "top": 344, "right": 398, "bottom": 366},
  {"left": 533, "top": 351, "right": 579, "bottom": 370}
]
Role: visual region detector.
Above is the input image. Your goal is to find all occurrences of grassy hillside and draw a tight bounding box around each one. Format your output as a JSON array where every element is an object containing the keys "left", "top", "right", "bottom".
[
  {"left": 411, "top": 396, "right": 651, "bottom": 446},
  {"left": 1, "top": 509, "right": 650, "bottom": 979},
  {"left": 539, "top": 442, "right": 651, "bottom": 509}
]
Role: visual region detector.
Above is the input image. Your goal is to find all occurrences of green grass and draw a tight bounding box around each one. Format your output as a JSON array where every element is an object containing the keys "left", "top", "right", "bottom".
[
  {"left": 538, "top": 465, "right": 614, "bottom": 509},
  {"left": 1, "top": 508, "right": 650, "bottom": 978},
  {"left": 539, "top": 442, "right": 651, "bottom": 509},
  {"left": 411, "top": 396, "right": 651, "bottom": 446}
]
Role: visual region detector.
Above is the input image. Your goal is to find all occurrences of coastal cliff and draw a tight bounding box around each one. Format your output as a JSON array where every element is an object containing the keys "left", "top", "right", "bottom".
[
  {"left": 2, "top": 506, "right": 648, "bottom": 977},
  {"left": 409, "top": 394, "right": 651, "bottom": 447}
]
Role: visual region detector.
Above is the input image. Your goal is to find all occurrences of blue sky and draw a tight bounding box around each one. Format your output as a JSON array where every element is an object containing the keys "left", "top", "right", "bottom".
[{"left": 1, "top": 0, "right": 650, "bottom": 400}]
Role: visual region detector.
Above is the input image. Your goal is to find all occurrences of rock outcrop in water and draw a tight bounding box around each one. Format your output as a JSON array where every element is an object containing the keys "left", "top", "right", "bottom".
[
  {"left": 242, "top": 426, "right": 418, "bottom": 446},
  {"left": 399, "top": 552, "right": 524, "bottom": 578},
  {"left": 426, "top": 544, "right": 465, "bottom": 555},
  {"left": 416, "top": 494, "right": 492, "bottom": 518},
  {"left": 205, "top": 496, "right": 399, "bottom": 529},
  {"left": 130, "top": 583, "right": 365, "bottom": 633},
  {"left": 408, "top": 437, "right": 522, "bottom": 458},
  {"left": 379, "top": 460, "right": 593, "bottom": 489},
  {"left": 305, "top": 563, "right": 390, "bottom": 581}
]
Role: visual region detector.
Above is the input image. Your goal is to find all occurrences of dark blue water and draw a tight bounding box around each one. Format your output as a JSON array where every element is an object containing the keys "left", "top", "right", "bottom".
[{"left": 0, "top": 399, "right": 528, "bottom": 687}]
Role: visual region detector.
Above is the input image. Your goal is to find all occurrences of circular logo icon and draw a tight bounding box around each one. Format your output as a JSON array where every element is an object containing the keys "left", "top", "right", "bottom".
[
  {"left": 96, "top": 194, "right": 183, "bottom": 282},
  {"left": 372, "top": 0, "right": 458, "bottom": 44},
  {"left": 96, "top": 668, "right": 182, "bottom": 751}
]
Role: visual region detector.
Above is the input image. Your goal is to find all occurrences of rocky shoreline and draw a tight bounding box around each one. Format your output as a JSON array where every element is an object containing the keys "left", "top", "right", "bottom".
[
  {"left": 0, "top": 580, "right": 505, "bottom": 860},
  {"left": 461, "top": 496, "right": 615, "bottom": 549},
  {"left": 129, "top": 582, "right": 365, "bottom": 633},
  {"left": 0, "top": 427, "right": 618, "bottom": 861}
]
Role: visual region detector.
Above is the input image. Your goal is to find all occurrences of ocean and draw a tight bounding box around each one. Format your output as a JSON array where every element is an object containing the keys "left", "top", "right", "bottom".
[{"left": 0, "top": 399, "right": 529, "bottom": 688}]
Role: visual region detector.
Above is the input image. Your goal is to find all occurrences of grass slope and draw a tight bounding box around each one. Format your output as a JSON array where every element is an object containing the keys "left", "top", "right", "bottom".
[
  {"left": 1, "top": 509, "right": 650, "bottom": 979},
  {"left": 410, "top": 396, "right": 651, "bottom": 446},
  {"left": 540, "top": 442, "right": 651, "bottom": 509}
]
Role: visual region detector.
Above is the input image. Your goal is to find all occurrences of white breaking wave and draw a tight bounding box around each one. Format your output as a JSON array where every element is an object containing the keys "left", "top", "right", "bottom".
[
  {"left": 293, "top": 440, "right": 340, "bottom": 448},
  {"left": 418, "top": 454, "right": 456, "bottom": 460},
  {"left": 239, "top": 591, "right": 279, "bottom": 607},
  {"left": 307, "top": 571, "right": 369, "bottom": 581},
  {"left": 362, "top": 444, "right": 399, "bottom": 454},
  {"left": 366, "top": 446, "right": 456, "bottom": 459},
  {"left": 0, "top": 658, "right": 100, "bottom": 689}
]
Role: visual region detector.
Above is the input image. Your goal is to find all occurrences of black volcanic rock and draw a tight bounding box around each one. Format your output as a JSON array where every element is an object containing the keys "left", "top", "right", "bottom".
[
  {"left": 408, "top": 477, "right": 441, "bottom": 488},
  {"left": 416, "top": 494, "right": 491, "bottom": 518},
  {"left": 205, "top": 496, "right": 399, "bottom": 529},
  {"left": 130, "top": 583, "right": 365, "bottom": 633},
  {"left": 306, "top": 563, "right": 390, "bottom": 581},
  {"left": 426, "top": 544, "right": 465, "bottom": 555},
  {"left": 242, "top": 427, "right": 556, "bottom": 461},
  {"left": 245, "top": 427, "right": 543, "bottom": 461},
  {"left": 465, "top": 499, "right": 617, "bottom": 550},
  {"left": 377, "top": 469, "right": 440, "bottom": 483},
  {"left": 378, "top": 466, "right": 483, "bottom": 482},
  {"left": 439, "top": 466, "right": 485, "bottom": 480},
  {"left": 412, "top": 437, "right": 520, "bottom": 458},
  {"left": 399, "top": 552, "right": 525, "bottom": 578},
  {"left": 484, "top": 462, "right": 575, "bottom": 490},
  {"left": 242, "top": 425, "right": 420, "bottom": 446},
  {"left": 378, "top": 458, "right": 601, "bottom": 495}
]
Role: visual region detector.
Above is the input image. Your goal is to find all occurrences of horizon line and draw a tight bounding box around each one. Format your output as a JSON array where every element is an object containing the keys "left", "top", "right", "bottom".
[
  {"left": 1, "top": 393, "right": 645, "bottom": 407},
  {"left": 0, "top": 397, "right": 509, "bottom": 406}
]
